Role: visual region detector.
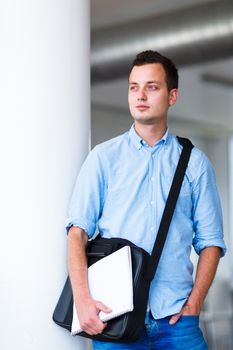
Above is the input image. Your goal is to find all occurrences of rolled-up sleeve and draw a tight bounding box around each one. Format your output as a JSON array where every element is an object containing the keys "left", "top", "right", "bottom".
[
  {"left": 65, "top": 146, "right": 106, "bottom": 239},
  {"left": 192, "top": 155, "right": 226, "bottom": 257}
]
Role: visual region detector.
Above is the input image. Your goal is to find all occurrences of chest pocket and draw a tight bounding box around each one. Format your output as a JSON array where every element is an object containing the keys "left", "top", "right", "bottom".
[
  {"left": 164, "top": 173, "right": 191, "bottom": 197},
  {"left": 161, "top": 173, "right": 192, "bottom": 216}
]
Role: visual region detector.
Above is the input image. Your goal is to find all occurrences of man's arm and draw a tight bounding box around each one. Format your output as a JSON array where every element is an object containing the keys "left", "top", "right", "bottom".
[
  {"left": 169, "top": 246, "right": 221, "bottom": 325},
  {"left": 67, "top": 226, "right": 111, "bottom": 335}
]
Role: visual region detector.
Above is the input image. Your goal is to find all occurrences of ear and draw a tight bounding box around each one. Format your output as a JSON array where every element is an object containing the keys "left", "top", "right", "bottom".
[{"left": 168, "top": 89, "right": 178, "bottom": 106}]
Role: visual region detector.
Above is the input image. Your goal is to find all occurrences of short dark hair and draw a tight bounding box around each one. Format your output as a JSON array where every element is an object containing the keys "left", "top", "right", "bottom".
[{"left": 129, "top": 50, "right": 178, "bottom": 91}]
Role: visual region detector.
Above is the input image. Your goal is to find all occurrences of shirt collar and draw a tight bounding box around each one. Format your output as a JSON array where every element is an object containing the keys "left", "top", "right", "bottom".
[{"left": 129, "top": 124, "right": 170, "bottom": 150}]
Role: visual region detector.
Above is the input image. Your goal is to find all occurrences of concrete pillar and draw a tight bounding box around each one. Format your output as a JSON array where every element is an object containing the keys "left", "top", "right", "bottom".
[{"left": 0, "top": 1, "right": 91, "bottom": 349}]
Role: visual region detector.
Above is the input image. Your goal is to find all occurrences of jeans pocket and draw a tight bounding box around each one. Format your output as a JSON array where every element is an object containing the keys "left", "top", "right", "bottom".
[
  {"left": 179, "top": 315, "right": 199, "bottom": 326},
  {"left": 169, "top": 316, "right": 200, "bottom": 339}
]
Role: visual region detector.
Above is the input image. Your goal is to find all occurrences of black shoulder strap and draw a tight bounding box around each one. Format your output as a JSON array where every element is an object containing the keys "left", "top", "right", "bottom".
[{"left": 145, "top": 137, "right": 194, "bottom": 281}]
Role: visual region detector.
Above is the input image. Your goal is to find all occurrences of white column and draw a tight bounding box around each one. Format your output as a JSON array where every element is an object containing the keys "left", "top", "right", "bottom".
[{"left": 0, "top": 1, "right": 91, "bottom": 349}]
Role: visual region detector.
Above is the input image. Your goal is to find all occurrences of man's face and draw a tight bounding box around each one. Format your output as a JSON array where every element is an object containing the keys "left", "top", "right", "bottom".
[{"left": 128, "top": 63, "right": 178, "bottom": 125}]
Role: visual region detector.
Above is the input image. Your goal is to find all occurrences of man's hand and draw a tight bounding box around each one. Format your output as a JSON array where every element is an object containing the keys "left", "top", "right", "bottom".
[
  {"left": 75, "top": 297, "right": 112, "bottom": 335},
  {"left": 169, "top": 247, "right": 221, "bottom": 325},
  {"left": 169, "top": 300, "right": 201, "bottom": 325},
  {"left": 68, "top": 228, "right": 112, "bottom": 334}
]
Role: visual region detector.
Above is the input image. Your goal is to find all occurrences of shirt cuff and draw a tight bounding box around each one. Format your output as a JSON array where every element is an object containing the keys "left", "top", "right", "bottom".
[
  {"left": 65, "top": 217, "right": 96, "bottom": 239},
  {"left": 193, "top": 238, "right": 227, "bottom": 257}
]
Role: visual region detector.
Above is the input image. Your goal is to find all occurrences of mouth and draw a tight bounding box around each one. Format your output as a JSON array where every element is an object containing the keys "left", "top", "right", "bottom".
[{"left": 136, "top": 105, "right": 150, "bottom": 111}]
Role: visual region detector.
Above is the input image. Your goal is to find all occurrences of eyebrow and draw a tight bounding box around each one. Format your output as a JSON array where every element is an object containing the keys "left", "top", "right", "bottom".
[{"left": 129, "top": 80, "right": 162, "bottom": 85}]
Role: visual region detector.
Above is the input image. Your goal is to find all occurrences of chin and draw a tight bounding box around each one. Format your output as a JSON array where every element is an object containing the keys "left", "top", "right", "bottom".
[{"left": 134, "top": 116, "right": 156, "bottom": 125}]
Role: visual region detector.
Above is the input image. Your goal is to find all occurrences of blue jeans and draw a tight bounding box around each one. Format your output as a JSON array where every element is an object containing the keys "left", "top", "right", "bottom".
[{"left": 92, "top": 313, "right": 208, "bottom": 349}]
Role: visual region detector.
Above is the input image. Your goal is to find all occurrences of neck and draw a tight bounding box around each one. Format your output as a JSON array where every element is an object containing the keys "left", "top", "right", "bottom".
[{"left": 134, "top": 122, "right": 167, "bottom": 147}]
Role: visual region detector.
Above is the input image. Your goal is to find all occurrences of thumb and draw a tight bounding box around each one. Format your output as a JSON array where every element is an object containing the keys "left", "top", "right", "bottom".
[
  {"left": 169, "top": 312, "right": 182, "bottom": 325},
  {"left": 95, "top": 301, "right": 112, "bottom": 314}
]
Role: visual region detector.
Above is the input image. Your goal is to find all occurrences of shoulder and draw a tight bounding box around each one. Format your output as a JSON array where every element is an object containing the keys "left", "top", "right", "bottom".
[
  {"left": 173, "top": 135, "right": 212, "bottom": 170},
  {"left": 190, "top": 145, "right": 213, "bottom": 176},
  {"left": 171, "top": 135, "right": 214, "bottom": 182},
  {"left": 80, "top": 131, "right": 129, "bottom": 175},
  {"left": 93, "top": 131, "right": 129, "bottom": 157}
]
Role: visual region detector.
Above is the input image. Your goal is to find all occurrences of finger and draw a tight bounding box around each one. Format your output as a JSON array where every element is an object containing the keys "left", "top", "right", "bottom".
[
  {"left": 169, "top": 312, "right": 182, "bottom": 325},
  {"left": 81, "top": 320, "right": 104, "bottom": 335},
  {"left": 89, "top": 321, "right": 107, "bottom": 335},
  {"left": 91, "top": 318, "right": 108, "bottom": 335},
  {"left": 96, "top": 301, "right": 112, "bottom": 313}
]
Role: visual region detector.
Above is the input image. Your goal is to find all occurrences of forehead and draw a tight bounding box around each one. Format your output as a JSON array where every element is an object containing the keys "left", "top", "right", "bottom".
[{"left": 129, "top": 63, "right": 166, "bottom": 84}]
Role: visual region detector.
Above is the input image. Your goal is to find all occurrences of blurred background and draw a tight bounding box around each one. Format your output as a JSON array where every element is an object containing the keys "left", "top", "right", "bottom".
[{"left": 91, "top": 1, "right": 233, "bottom": 349}]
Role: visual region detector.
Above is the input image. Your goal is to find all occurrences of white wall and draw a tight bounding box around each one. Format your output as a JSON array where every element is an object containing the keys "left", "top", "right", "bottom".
[{"left": 0, "top": 1, "right": 91, "bottom": 349}]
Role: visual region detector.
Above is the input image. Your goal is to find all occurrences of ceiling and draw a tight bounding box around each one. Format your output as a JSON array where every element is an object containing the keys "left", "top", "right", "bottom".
[
  {"left": 91, "top": 0, "right": 216, "bottom": 29},
  {"left": 91, "top": 0, "right": 233, "bottom": 135}
]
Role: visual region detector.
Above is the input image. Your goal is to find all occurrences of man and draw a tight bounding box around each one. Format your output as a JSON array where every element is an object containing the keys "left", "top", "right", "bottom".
[{"left": 66, "top": 51, "right": 226, "bottom": 349}]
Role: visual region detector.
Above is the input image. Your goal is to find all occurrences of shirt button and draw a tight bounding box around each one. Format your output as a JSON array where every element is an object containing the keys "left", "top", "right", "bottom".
[
  {"left": 150, "top": 201, "right": 154, "bottom": 205},
  {"left": 150, "top": 226, "right": 154, "bottom": 231},
  {"left": 151, "top": 177, "right": 155, "bottom": 181}
]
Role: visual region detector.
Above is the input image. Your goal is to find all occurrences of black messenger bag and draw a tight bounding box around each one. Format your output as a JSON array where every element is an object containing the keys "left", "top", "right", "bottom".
[{"left": 52, "top": 137, "right": 194, "bottom": 343}]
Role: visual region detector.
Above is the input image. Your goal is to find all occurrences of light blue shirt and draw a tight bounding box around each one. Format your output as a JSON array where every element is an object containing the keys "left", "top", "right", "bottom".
[{"left": 66, "top": 125, "right": 226, "bottom": 319}]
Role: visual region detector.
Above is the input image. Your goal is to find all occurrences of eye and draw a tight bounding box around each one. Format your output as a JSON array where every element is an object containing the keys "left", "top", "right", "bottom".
[
  {"left": 129, "top": 85, "right": 138, "bottom": 91},
  {"left": 148, "top": 85, "right": 158, "bottom": 91}
]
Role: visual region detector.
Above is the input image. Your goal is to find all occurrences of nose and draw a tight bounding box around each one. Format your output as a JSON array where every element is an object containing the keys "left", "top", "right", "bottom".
[{"left": 137, "top": 89, "right": 147, "bottom": 101}]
